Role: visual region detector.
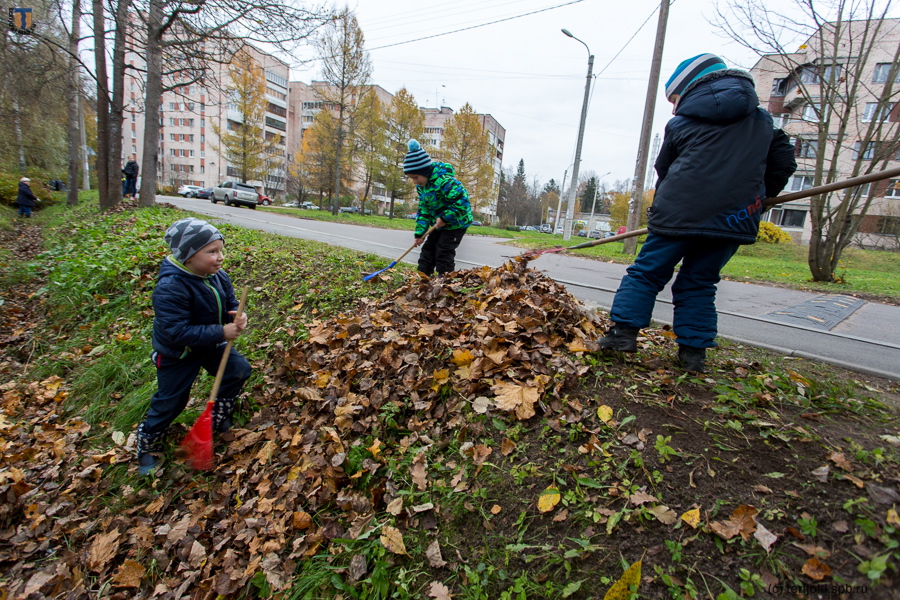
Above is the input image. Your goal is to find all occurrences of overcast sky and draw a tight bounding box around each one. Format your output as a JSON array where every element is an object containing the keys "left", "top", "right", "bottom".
[{"left": 287, "top": 0, "right": 777, "bottom": 191}]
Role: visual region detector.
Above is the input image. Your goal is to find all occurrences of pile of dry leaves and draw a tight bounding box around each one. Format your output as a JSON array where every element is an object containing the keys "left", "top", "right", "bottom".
[{"left": 1, "top": 260, "right": 608, "bottom": 598}]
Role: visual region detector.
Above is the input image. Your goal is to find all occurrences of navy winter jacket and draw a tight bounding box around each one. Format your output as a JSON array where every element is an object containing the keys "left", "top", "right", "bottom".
[
  {"left": 16, "top": 182, "right": 38, "bottom": 208},
  {"left": 151, "top": 256, "right": 238, "bottom": 359},
  {"left": 650, "top": 70, "right": 797, "bottom": 244}
]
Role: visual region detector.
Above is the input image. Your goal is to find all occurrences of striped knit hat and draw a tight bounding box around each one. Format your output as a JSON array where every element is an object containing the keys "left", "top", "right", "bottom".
[
  {"left": 165, "top": 218, "right": 224, "bottom": 264},
  {"left": 403, "top": 139, "right": 433, "bottom": 176},
  {"left": 664, "top": 53, "right": 727, "bottom": 100}
]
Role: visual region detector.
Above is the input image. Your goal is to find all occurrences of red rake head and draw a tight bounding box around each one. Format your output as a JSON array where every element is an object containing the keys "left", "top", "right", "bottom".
[{"left": 180, "top": 400, "right": 214, "bottom": 470}]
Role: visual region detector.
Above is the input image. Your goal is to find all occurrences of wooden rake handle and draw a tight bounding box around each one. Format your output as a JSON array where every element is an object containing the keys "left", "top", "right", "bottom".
[{"left": 207, "top": 285, "right": 249, "bottom": 403}]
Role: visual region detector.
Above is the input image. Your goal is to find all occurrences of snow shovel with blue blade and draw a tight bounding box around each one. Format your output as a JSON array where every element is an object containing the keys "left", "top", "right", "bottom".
[{"left": 363, "top": 225, "right": 437, "bottom": 281}]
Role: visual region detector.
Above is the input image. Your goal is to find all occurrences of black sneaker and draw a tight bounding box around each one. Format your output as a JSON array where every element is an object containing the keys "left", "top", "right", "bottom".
[
  {"left": 598, "top": 325, "right": 640, "bottom": 353},
  {"left": 677, "top": 345, "right": 707, "bottom": 373}
]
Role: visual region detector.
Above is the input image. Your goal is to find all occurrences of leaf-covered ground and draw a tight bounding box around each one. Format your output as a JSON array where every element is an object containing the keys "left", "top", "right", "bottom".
[{"left": 0, "top": 205, "right": 899, "bottom": 600}]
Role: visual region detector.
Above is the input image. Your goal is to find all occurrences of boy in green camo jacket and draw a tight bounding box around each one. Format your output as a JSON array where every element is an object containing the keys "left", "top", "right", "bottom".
[{"left": 404, "top": 139, "right": 473, "bottom": 275}]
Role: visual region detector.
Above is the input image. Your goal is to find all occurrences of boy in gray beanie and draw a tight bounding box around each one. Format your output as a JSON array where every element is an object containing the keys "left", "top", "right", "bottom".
[{"left": 135, "top": 217, "right": 251, "bottom": 474}]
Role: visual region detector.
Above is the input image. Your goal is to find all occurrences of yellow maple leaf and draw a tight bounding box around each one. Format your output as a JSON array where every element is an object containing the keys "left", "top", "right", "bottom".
[
  {"left": 451, "top": 349, "right": 475, "bottom": 366},
  {"left": 368, "top": 438, "right": 382, "bottom": 459},
  {"left": 537, "top": 485, "right": 560, "bottom": 513},
  {"left": 602, "top": 560, "right": 642, "bottom": 600},
  {"left": 681, "top": 508, "right": 701, "bottom": 529},
  {"left": 567, "top": 338, "right": 591, "bottom": 353},
  {"left": 380, "top": 525, "right": 408, "bottom": 555},
  {"left": 493, "top": 381, "right": 539, "bottom": 420}
]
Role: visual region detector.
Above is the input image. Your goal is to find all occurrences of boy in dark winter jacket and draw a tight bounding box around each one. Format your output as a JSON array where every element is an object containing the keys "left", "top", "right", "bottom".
[
  {"left": 135, "top": 218, "right": 250, "bottom": 474},
  {"left": 404, "top": 139, "right": 473, "bottom": 275},
  {"left": 599, "top": 53, "right": 796, "bottom": 373},
  {"left": 16, "top": 177, "right": 39, "bottom": 218}
]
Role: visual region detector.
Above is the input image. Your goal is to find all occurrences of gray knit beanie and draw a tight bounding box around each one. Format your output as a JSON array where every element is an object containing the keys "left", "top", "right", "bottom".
[
  {"left": 165, "top": 218, "right": 224, "bottom": 263},
  {"left": 403, "top": 139, "right": 433, "bottom": 176}
]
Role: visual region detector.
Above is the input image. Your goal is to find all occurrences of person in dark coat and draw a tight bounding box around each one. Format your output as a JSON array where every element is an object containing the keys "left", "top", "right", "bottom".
[
  {"left": 135, "top": 218, "right": 251, "bottom": 474},
  {"left": 16, "top": 177, "right": 39, "bottom": 218},
  {"left": 598, "top": 53, "right": 797, "bottom": 372},
  {"left": 122, "top": 155, "right": 139, "bottom": 199}
]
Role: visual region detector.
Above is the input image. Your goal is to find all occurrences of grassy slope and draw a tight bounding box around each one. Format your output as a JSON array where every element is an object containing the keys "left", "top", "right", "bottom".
[{"left": 0, "top": 201, "right": 898, "bottom": 599}]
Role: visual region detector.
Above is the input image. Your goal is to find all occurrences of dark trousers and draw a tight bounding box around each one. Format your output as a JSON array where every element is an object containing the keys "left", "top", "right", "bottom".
[
  {"left": 18, "top": 205, "right": 32, "bottom": 217},
  {"left": 139, "top": 346, "right": 251, "bottom": 437},
  {"left": 609, "top": 232, "right": 740, "bottom": 349},
  {"left": 124, "top": 177, "right": 137, "bottom": 197},
  {"left": 418, "top": 228, "right": 467, "bottom": 275}
]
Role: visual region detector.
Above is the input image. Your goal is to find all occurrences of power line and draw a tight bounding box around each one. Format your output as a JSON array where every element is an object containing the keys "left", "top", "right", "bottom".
[{"left": 366, "top": 0, "right": 586, "bottom": 52}]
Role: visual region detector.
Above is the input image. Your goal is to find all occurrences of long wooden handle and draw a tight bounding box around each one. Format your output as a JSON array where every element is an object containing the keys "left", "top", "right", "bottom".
[
  {"left": 207, "top": 285, "right": 249, "bottom": 403},
  {"left": 395, "top": 224, "right": 437, "bottom": 263},
  {"left": 564, "top": 165, "right": 900, "bottom": 251}
]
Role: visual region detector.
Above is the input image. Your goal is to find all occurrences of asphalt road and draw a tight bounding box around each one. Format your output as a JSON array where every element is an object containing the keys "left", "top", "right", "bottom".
[{"left": 159, "top": 195, "right": 900, "bottom": 380}]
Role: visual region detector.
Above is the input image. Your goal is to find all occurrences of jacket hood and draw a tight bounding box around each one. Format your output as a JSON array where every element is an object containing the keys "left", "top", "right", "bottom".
[
  {"left": 431, "top": 162, "right": 457, "bottom": 179},
  {"left": 674, "top": 69, "right": 759, "bottom": 124}
]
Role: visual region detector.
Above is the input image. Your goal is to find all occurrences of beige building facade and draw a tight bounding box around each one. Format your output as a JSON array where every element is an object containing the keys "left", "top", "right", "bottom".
[
  {"left": 750, "top": 19, "right": 900, "bottom": 247},
  {"left": 124, "top": 42, "right": 290, "bottom": 197}
]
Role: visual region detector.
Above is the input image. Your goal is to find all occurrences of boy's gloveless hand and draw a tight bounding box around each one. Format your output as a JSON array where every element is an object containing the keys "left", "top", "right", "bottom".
[{"left": 223, "top": 311, "right": 248, "bottom": 341}]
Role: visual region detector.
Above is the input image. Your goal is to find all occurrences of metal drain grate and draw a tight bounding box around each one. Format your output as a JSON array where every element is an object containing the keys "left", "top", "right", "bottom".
[{"left": 763, "top": 294, "right": 866, "bottom": 330}]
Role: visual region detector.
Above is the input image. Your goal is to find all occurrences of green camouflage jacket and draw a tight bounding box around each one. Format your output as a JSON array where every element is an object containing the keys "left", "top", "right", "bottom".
[{"left": 414, "top": 162, "right": 473, "bottom": 236}]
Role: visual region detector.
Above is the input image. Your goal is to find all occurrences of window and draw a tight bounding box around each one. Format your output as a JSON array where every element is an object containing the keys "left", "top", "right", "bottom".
[
  {"left": 132, "top": 145, "right": 136, "bottom": 154},
  {"left": 200, "top": 151, "right": 205, "bottom": 158},
  {"left": 789, "top": 175, "right": 814, "bottom": 191},
  {"left": 768, "top": 208, "right": 807, "bottom": 228},
  {"left": 302, "top": 101, "right": 324, "bottom": 110},
  {"left": 131, "top": 113, "right": 135, "bottom": 122},
  {"left": 873, "top": 63, "right": 900, "bottom": 84},
  {"left": 853, "top": 141, "right": 876, "bottom": 160},
  {"left": 797, "top": 139, "right": 818, "bottom": 158},
  {"left": 189, "top": 150, "right": 194, "bottom": 157},
  {"left": 799, "top": 65, "right": 841, "bottom": 85},
  {"left": 802, "top": 103, "right": 820, "bottom": 121},
  {"left": 170, "top": 149, "right": 176, "bottom": 156},
  {"left": 885, "top": 180, "right": 900, "bottom": 198},
  {"left": 266, "top": 116, "right": 286, "bottom": 131},
  {"left": 862, "top": 102, "right": 894, "bottom": 122},
  {"left": 302, "top": 115, "right": 315, "bottom": 122},
  {"left": 169, "top": 118, "right": 177, "bottom": 126},
  {"left": 169, "top": 102, "right": 176, "bottom": 110},
  {"left": 200, "top": 166, "right": 205, "bottom": 174},
  {"left": 170, "top": 134, "right": 176, "bottom": 141},
  {"left": 772, "top": 113, "right": 790, "bottom": 128},
  {"left": 200, "top": 118, "right": 205, "bottom": 127},
  {"left": 131, "top": 129, "right": 136, "bottom": 138},
  {"left": 876, "top": 216, "right": 900, "bottom": 235}
]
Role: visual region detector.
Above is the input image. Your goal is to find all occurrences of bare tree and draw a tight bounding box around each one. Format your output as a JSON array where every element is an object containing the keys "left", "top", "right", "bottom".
[
  {"left": 66, "top": 0, "right": 82, "bottom": 206},
  {"left": 714, "top": 0, "right": 900, "bottom": 281},
  {"left": 313, "top": 8, "right": 372, "bottom": 214}
]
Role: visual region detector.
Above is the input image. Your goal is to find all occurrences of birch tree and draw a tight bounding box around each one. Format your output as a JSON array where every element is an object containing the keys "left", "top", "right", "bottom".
[{"left": 714, "top": 0, "right": 900, "bottom": 281}]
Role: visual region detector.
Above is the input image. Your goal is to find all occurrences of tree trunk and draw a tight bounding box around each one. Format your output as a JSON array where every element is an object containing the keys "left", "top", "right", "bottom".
[
  {"left": 12, "top": 97, "right": 26, "bottom": 174},
  {"left": 331, "top": 105, "right": 344, "bottom": 215},
  {"left": 93, "top": 0, "right": 110, "bottom": 206},
  {"left": 105, "top": 0, "right": 130, "bottom": 208},
  {"left": 138, "top": 0, "right": 163, "bottom": 207},
  {"left": 66, "top": 0, "right": 82, "bottom": 207}
]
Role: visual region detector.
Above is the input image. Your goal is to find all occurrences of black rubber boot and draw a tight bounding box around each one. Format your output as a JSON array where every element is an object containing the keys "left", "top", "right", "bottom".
[
  {"left": 136, "top": 423, "right": 166, "bottom": 475},
  {"left": 212, "top": 397, "right": 238, "bottom": 433},
  {"left": 598, "top": 325, "right": 640, "bottom": 353},
  {"left": 677, "top": 345, "right": 707, "bottom": 373}
]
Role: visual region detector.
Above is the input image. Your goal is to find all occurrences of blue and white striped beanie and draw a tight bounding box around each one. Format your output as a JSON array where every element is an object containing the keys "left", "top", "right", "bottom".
[
  {"left": 403, "top": 139, "right": 433, "bottom": 176},
  {"left": 165, "top": 218, "right": 224, "bottom": 263},
  {"left": 664, "top": 53, "right": 727, "bottom": 100}
]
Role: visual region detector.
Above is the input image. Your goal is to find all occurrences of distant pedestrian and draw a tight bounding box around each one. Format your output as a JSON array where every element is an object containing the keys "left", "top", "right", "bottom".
[
  {"left": 598, "top": 53, "right": 796, "bottom": 372},
  {"left": 404, "top": 139, "right": 473, "bottom": 276},
  {"left": 122, "top": 155, "right": 139, "bottom": 199},
  {"left": 16, "top": 177, "right": 39, "bottom": 218},
  {"left": 135, "top": 218, "right": 251, "bottom": 475}
]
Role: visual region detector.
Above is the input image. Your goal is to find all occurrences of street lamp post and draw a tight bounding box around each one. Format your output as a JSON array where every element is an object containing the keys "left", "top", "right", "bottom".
[
  {"left": 588, "top": 171, "right": 611, "bottom": 232},
  {"left": 561, "top": 28, "right": 594, "bottom": 241}
]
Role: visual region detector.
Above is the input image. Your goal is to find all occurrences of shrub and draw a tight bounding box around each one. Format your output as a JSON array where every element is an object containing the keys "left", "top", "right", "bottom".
[
  {"left": 0, "top": 171, "right": 57, "bottom": 208},
  {"left": 757, "top": 221, "right": 793, "bottom": 244}
]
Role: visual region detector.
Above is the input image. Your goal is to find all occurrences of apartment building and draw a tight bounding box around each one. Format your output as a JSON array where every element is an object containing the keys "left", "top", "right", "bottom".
[
  {"left": 750, "top": 18, "right": 900, "bottom": 247},
  {"left": 124, "top": 42, "right": 289, "bottom": 197},
  {"left": 287, "top": 82, "right": 506, "bottom": 215}
]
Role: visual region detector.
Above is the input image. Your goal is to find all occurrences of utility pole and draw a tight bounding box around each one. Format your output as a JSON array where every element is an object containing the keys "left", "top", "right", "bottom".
[
  {"left": 554, "top": 169, "right": 568, "bottom": 234},
  {"left": 623, "top": 0, "right": 670, "bottom": 255},
  {"left": 561, "top": 29, "right": 594, "bottom": 241}
]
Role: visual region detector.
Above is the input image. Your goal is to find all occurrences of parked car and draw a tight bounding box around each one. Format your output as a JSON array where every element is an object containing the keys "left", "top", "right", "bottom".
[
  {"left": 299, "top": 201, "right": 320, "bottom": 210},
  {"left": 191, "top": 187, "right": 213, "bottom": 199},
  {"left": 210, "top": 181, "right": 258, "bottom": 209},
  {"left": 576, "top": 230, "right": 587, "bottom": 237},
  {"left": 588, "top": 230, "right": 604, "bottom": 239},
  {"left": 539, "top": 224, "right": 553, "bottom": 234},
  {"left": 177, "top": 184, "right": 202, "bottom": 197},
  {"left": 257, "top": 194, "right": 272, "bottom": 206},
  {"left": 282, "top": 201, "right": 300, "bottom": 208},
  {"left": 339, "top": 206, "right": 373, "bottom": 214},
  {"left": 471, "top": 221, "right": 483, "bottom": 227},
  {"left": 405, "top": 213, "right": 418, "bottom": 219}
]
